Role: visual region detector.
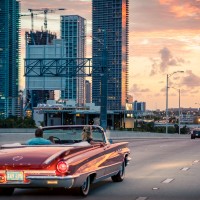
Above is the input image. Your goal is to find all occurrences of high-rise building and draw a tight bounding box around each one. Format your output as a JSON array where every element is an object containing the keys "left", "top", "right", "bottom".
[
  {"left": 92, "top": 0, "right": 129, "bottom": 110},
  {"left": 0, "top": 0, "right": 20, "bottom": 118},
  {"left": 60, "top": 15, "right": 86, "bottom": 106}
]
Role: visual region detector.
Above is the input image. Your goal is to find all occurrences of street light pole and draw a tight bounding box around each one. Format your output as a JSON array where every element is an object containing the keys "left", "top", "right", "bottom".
[
  {"left": 169, "top": 87, "right": 181, "bottom": 134},
  {"left": 166, "top": 71, "right": 184, "bottom": 134},
  {"left": 178, "top": 88, "right": 181, "bottom": 134},
  {"left": 166, "top": 74, "right": 169, "bottom": 134}
]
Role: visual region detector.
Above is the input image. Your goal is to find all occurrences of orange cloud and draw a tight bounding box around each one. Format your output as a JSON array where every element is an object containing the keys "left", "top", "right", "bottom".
[
  {"left": 182, "top": 70, "right": 200, "bottom": 88},
  {"left": 159, "top": 0, "right": 200, "bottom": 19},
  {"left": 159, "top": 0, "right": 174, "bottom": 4}
]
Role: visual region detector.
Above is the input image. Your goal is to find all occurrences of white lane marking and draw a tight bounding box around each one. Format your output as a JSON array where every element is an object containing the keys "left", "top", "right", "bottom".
[
  {"left": 136, "top": 197, "right": 148, "bottom": 200},
  {"left": 194, "top": 160, "right": 199, "bottom": 163},
  {"left": 181, "top": 167, "right": 189, "bottom": 171},
  {"left": 162, "top": 178, "right": 174, "bottom": 183},
  {"left": 160, "top": 145, "right": 167, "bottom": 147},
  {"left": 152, "top": 187, "right": 159, "bottom": 190}
]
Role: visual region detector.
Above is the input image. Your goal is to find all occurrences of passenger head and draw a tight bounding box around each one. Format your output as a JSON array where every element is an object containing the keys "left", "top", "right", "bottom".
[
  {"left": 82, "top": 126, "right": 92, "bottom": 141},
  {"left": 35, "top": 128, "right": 43, "bottom": 138}
]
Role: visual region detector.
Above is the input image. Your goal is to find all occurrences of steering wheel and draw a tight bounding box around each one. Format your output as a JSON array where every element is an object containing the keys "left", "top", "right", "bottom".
[{"left": 49, "top": 136, "right": 61, "bottom": 144}]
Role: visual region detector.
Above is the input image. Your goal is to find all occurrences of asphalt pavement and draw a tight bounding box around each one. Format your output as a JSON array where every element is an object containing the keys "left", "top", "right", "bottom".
[{"left": 1, "top": 138, "right": 200, "bottom": 199}]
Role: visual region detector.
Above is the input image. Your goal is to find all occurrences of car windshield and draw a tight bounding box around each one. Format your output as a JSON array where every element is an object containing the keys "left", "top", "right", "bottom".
[{"left": 42, "top": 125, "right": 105, "bottom": 144}]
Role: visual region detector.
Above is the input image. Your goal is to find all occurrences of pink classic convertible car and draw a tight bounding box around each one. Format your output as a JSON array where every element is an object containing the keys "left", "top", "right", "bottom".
[{"left": 0, "top": 125, "right": 130, "bottom": 196}]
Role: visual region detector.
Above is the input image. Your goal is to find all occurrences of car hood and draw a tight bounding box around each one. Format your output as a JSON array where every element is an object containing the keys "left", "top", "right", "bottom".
[{"left": 0, "top": 146, "right": 74, "bottom": 169}]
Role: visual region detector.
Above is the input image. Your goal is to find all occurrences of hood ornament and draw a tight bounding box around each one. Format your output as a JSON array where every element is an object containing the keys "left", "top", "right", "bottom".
[{"left": 13, "top": 156, "right": 23, "bottom": 161}]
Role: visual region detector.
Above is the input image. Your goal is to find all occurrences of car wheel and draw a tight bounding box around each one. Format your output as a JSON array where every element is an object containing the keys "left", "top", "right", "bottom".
[
  {"left": 80, "top": 176, "right": 90, "bottom": 196},
  {"left": 0, "top": 188, "right": 15, "bottom": 195},
  {"left": 111, "top": 161, "right": 125, "bottom": 182}
]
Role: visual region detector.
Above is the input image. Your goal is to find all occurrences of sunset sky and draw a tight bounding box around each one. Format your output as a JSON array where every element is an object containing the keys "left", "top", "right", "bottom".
[{"left": 20, "top": 0, "right": 200, "bottom": 110}]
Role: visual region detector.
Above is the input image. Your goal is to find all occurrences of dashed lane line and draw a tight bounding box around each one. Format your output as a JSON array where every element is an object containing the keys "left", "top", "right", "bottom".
[
  {"left": 162, "top": 178, "right": 174, "bottom": 183},
  {"left": 152, "top": 187, "right": 159, "bottom": 190},
  {"left": 181, "top": 167, "right": 190, "bottom": 171},
  {"left": 136, "top": 197, "right": 148, "bottom": 200}
]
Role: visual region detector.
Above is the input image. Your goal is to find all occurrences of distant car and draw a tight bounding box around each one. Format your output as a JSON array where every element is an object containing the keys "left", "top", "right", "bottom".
[
  {"left": 191, "top": 128, "right": 200, "bottom": 139},
  {"left": 0, "top": 125, "right": 131, "bottom": 196}
]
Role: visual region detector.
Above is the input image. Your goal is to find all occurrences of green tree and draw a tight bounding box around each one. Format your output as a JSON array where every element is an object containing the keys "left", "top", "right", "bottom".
[{"left": 0, "top": 116, "right": 36, "bottom": 128}]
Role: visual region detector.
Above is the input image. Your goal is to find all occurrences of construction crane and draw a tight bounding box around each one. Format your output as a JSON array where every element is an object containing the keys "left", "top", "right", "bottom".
[
  {"left": 21, "top": 12, "right": 43, "bottom": 32},
  {"left": 28, "top": 8, "right": 65, "bottom": 32}
]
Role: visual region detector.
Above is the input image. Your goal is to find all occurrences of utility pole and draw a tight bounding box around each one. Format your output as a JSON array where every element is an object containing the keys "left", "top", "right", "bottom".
[{"left": 178, "top": 88, "right": 181, "bottom": 134}]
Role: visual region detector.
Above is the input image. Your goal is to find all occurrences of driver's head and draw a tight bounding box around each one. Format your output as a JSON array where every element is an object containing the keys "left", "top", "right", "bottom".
[{"left": 35, "top": 128, "right": 43, "bottom": 138}]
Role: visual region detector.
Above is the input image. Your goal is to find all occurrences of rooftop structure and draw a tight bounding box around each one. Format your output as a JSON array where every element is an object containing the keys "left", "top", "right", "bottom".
[{"left": 25, "top": 31, "right": 57, "bottom": 45}]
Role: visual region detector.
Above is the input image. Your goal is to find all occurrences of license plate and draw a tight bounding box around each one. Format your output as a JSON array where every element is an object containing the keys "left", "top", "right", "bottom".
[{"left": 6, "top": 171, "right": 24, "bottom": 181}]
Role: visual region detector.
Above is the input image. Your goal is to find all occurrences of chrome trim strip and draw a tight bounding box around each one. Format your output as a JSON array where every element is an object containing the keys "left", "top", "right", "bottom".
[
  {"left": 43, "top": 150, "right": 68, "bottom": 165},
  {"left": 26, "top": 175, "right": 79, "bottom": 180},
  {"left": 0, "top": 170, "right": 56, "bottom": 174},
  {"left": 24, "top": 170, "right": 56, "bottom": 174}
]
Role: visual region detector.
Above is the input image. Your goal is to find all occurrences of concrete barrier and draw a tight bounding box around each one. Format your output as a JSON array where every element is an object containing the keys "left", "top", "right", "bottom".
[
  {"left": 107, "top": 130, "right": 190, "bottom": 139},
  {"left": 0, "top": 128, "right": 35, "bottom": 133}
]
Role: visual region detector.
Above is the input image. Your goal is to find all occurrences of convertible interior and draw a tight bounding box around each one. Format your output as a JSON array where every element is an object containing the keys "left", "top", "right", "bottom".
[
  {"left": 0, "top": 126, "right": 106, "bottom": 148},
  {"left": 43, "top": 126, "right": 105, "bottom": 145}
]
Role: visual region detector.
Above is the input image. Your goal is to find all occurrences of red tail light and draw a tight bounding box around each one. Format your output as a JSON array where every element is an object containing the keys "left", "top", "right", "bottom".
[{"left": 57, "top": 161, "right": 69, "bottom": 173}]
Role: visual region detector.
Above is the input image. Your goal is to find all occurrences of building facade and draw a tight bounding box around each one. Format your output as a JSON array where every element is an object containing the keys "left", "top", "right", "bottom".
[
  {"left": 25, "top": 39, "right": 66, "bottom": 112},
  {"left": 85, "top": 80, "right": 91, "bottom": 103},
  {"left": 60, "top": 15, "right": 86, "bottom": 106},
  {"left": 0, "top": 0, "right": 20, "bottom": 118},
  {"left": 92, "top": 0, "right": 129, "bottom": 110},
  {"left": 133, "top": 101, "right": 146, "bottom": 112}
]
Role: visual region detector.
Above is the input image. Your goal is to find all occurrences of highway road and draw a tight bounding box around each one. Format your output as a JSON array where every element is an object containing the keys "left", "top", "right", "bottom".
[{"left": 1, "top": 138, "right": 200, "bottom": 199}]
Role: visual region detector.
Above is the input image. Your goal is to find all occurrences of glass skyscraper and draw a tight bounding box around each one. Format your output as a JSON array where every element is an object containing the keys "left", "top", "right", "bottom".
[
  {"left": 60, "top": 15, "right": 86, "bottom": 106},
  {"left": 0, "top": 0, "right": 20, "bottom": 118},
  {"left": 92, "top": 0, "right": 129, "bottom": 110}
]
